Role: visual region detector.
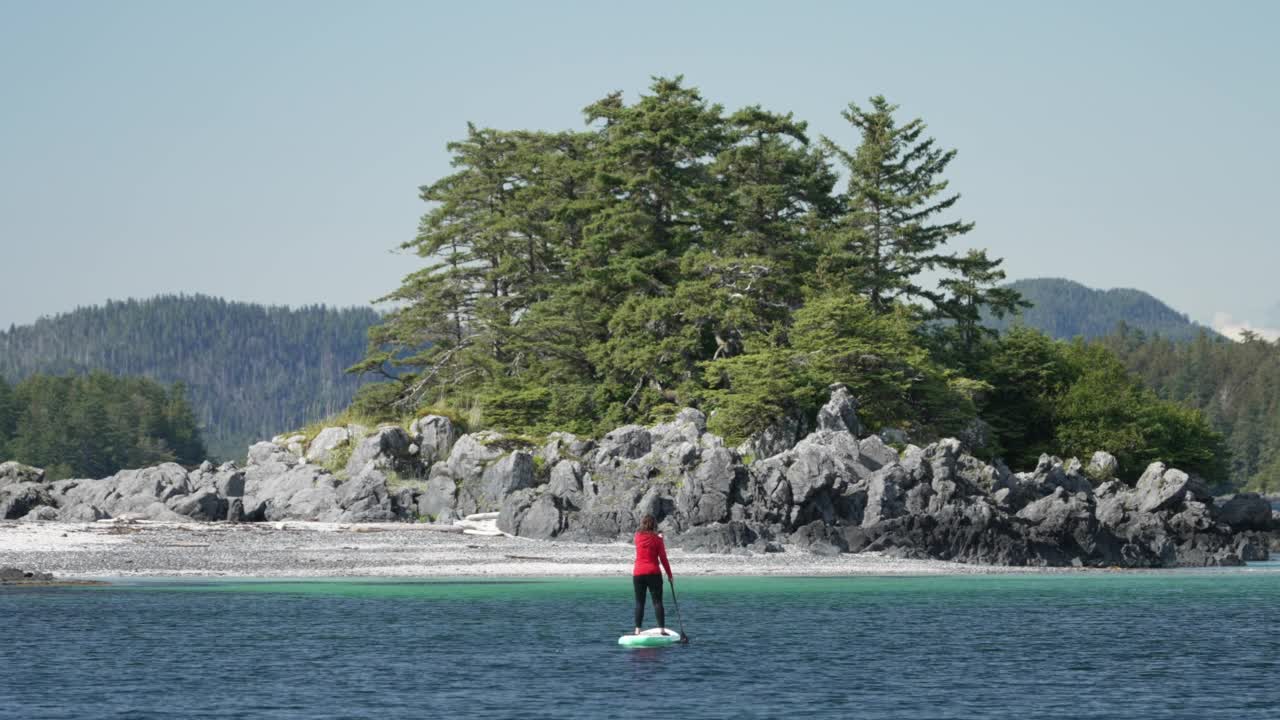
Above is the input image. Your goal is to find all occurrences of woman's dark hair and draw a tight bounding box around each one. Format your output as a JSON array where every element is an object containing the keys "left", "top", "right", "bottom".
[{"left": 639, "top": 514, "right": 656, "bottom": 533}]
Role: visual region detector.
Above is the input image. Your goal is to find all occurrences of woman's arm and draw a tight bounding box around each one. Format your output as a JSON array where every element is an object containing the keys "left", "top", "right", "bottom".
[{"left": 657, "top": 535, "right": 673, "bottom": 580}]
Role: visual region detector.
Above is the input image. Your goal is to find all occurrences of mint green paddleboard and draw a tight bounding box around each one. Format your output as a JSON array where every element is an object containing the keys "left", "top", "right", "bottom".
[{"left": 618, "top": 628, "right": 683, "bottom": 648}]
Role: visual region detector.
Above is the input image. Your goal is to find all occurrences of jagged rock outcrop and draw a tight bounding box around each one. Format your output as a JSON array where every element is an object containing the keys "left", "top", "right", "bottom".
[
  {"left": 1, "top": 396, "right": 1269, "bottom": 569},
  {"left": 345, "top": 427, "right": 414, "bottom": 477},
  {"left": 410, "top": 415, "right": 459, "bottom": 466},
  {"left": 1, "top": 480, "right": 55, "bottom": 520},
  {"left": 335, "top": 470, "right": 394, "bottom": 522},
  {"left": 416, "top": 430, "right": 538, "bottom": 520},
  {"left": 305, "top": 427, "right": 351, "bottom": 464},
  {"left": 1086, "top": 451, "right": 1118, "bottom": 482},
  {"left": 497, "top": 489, "right": 569, "bottom": 539},
  {"left": 1217, "top": 493, "right": 1273, "bottom": 531},
  {"left": 0, "top": 461, "right": 45, "bottom": 486}
]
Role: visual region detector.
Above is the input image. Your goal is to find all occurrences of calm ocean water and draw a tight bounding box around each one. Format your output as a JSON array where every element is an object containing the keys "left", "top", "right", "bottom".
[{"left": 4, "top": 566, "right": 1280, "bottom": 719}]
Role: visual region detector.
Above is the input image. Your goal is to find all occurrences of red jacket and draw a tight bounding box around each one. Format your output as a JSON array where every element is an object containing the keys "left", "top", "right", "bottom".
[{"left": 633, "top": 531, "right": 673, "bottom": 578}]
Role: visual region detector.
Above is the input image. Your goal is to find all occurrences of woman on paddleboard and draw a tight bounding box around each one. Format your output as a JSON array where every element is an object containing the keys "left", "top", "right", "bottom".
[{"left": 632, "top": 514, "right": 674, "bottom": 635}]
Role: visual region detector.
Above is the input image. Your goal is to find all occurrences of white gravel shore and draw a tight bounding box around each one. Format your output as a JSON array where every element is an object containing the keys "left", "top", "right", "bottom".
[{"left": 0, "top": 520, "right": 1052, "bottom": 579}]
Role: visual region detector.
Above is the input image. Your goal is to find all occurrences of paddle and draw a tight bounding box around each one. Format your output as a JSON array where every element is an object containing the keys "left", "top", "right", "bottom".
[{"left": 668, "top": 576, "right": 690, "bottom": 644}]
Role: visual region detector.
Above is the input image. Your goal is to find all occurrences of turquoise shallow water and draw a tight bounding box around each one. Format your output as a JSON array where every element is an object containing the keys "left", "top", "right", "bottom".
[{"left": 4, "top": 566, "right": 1280, "bottom": 719}]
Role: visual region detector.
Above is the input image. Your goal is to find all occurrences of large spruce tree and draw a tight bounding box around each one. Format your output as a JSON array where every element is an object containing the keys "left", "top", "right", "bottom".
[{"left": 822, "top": 97, "right": 1024, "bottom": 329}]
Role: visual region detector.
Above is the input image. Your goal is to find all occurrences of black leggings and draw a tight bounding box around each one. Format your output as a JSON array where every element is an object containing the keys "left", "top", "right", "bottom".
[{"left": 633, "top": 574, "right": 666, "bottom": 629}]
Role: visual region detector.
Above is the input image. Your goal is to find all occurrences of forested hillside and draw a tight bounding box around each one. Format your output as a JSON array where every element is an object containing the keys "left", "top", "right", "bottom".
[
  {"left": 1099, "top": 327, "right": 1280, "bottom": 492},
  {"left": 0, "top": 373, "right": 205, "bottom": 480},
  {"left": 985, "top": 278, "right": 1214, "bottom": 341},
  {"left": 0, "top": 296, "right": 379, "bottom": 460}
]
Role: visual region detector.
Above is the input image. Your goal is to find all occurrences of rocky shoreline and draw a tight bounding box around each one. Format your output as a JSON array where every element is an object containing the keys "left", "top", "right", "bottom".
[
  {"left": 2, "top": 387, "right": 1277, "bottom": 569},
  {"left": 0, "top": 519, "right": 1062, "bottom": 579}
]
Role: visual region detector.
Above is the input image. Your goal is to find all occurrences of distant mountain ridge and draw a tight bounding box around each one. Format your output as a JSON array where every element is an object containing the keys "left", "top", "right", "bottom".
[
  {"left": 0, "top": 295, "right": 380, "bottom": 460},
  {"left": 986, "top": 278, "right": 1218, "bottom": 341}
]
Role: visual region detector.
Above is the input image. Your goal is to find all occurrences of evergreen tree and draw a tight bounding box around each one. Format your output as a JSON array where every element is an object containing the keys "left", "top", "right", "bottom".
[
  {"left": 0, "top": 377, "right": 15, "bottom": 456},
  {"left": 1054, "top": 343, "right": 1227, "bottom": 484},
  {"left": 703, "top": 294, "right": 976, "bottom": 443},
  {"left": 353, "top": 77, "right": 1246, "bottom": 485},
  {"left": 1098, "top": 326, "right": 1280, "bottom": 490},
  {"left": 973, "top": 327, "right": 1075, "bottom": 467},
  {"left": 2, "top": 373, "right": 207, "bottom": 480},
  {"left": 0, "top": 295, "right": 380, "bottom": 459},
  {"left": 934, "top": 249, "right": 1030, "bottom": 362},
  {"left": 822, "top": 96, "right": 972, "bottom": 312}
]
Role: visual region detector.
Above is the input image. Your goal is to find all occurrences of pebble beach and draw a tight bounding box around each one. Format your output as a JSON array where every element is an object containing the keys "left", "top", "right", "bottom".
[{"left": 0, "top": 519, "right": 1051, "bottom": 579}]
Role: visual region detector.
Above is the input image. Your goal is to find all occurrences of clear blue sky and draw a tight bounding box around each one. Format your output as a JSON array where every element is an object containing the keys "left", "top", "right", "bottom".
[{"left": 2, "top": 0, "right": 1277, "bottom": 336}]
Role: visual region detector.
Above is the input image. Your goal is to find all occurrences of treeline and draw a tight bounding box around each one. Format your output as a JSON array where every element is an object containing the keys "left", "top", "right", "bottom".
[
  {"left": 0, "top": 295, "right": 380, "bottom": 459},
  {"left": 980, "top": 328, "right": 1226, "bottom": 484},
  {"left": 0, "top": 372, "right": 206, "bottom": 480},
  {"left": 984, "top": 278, "right": 1213, "bottom": 341},
  {"left": 352, "top": 77, "right": 1225, "bottom": 484},
  {"left": 1100, "top": 326, "right": 1280, "bottom": 492}
]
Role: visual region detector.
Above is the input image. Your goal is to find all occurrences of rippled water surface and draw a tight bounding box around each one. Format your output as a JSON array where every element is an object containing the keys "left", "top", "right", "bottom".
[{"left": 5, "top": 567, "right": 1280, "bottom": 719}]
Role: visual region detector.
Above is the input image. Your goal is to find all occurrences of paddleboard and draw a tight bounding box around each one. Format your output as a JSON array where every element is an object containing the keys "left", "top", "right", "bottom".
[{"left": 618, "top": 628, "right": 683, "bottom": 648}]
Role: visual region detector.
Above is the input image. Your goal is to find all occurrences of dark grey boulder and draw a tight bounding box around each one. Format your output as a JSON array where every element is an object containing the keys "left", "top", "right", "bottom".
[
  {"left": 417, "top": 472, "right": 460, "bottom": 522},
  {"left": 113, "top": 464, "right": 191, "bottom": 502},
  {"left": 538, "top": 432, "right": 595, "bottom": 468},
  {"left": 1086, "top": 451, "right": 1119, "bottom": 482},
  {"left": 0, "top": 567, "right": 54, "bottom": 583},
  {"left": 1029, "top": 455, "right": 1093, "bottom": 497},
  {"left": 783, "top": 442, "right": 840, "bottom": 507},
  {"left": 305, "top": 427, "right": 352, "bottom": 464},
  {"left": 498, "top": 490, "right": 568, "bottom": 539},
  {"left": 1093, "top": 483, "right": 1129, "bottom": 529},
  {"left": 243, "top": 465, "right": 342, "bottom": 522},
  {"left": 247, "top": 441, "right": 293, "bottom": 468},
  {"left": 0, "top": 482, "right": 54, "bottom": 520},
  {"left": 1236, "top": 535, "right": 1269, "bottom": 562},
  {"left": 562, "top": 509, "right": 637, "bottom": 541},
  {"left": 675, "top": 448, "right": 740, "bottom": 526},
  {"left": 858, "top": 435, "right": 899, "bottom": 471},
  {"left": 21, "top": 506, "right": 59, "bottom": 522},
  {"left": 389, "top": 486, "right": 416, "bottom": 521},
  {"left": 648, "top": 409, "right": 706, "bottom": 449},
  {"left": 737, "top": 412, "right": 809, "bottom": 462},
  {"left": 816, "top": 384, "right": 861, "bottom": 435},
  {"left": 336, "top": 471, "right": 393, "bottom": 522},
  {"left": 437, "top": 432, "right": 506, "bottom": 485},
  {"left": 596, "top": 425, "right": 652, "bottom": 461},
  {"left": 117, "top": 501, "right": 189, "bottom": 522},
  {"left": 0, "top": 461, "right": 45, "bottom": 487},
  {"left": 1217, "top": 493, "right": 1273, "bottom": 531},
  {"left": 479, "top": 452, "right": 536, "bottom": 507},
  {"left": 546, "top": 460, "right": 585, "bottom": 508},
  {"left": 673, "top": 521, "right": 762, "bottom": 553},
  {"left": 789, "top": 519, "right": 848, "bottom": 555},
  {"left": 862, "top": 466, "right": 909, "bottom": 527},
  {"left": 59, "top": 504, "right": 107, "bottom": 522},
  {"left": 410, "top": 415, "right": 458, "bottom": 467},
  {"left": 634, "top": 486, "right": 676, "bottom": 527},
  {"left": 750, "top": 456, "right": 793, "bottom": 520},
  {"left": 189, "top": 464, "right": 245, "bottom": 498},
  {"left": 167, "top": 487, "right": 227, "bottom": 521},
  {"left": 1134, "top": 462, "right": 1209, "bottom": 513},
  {"left": 276, "top": 487, "right": 343, "bottom": 522},
  {"left": 344, "top": 426, "right": 414, "bottom": 477}
]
